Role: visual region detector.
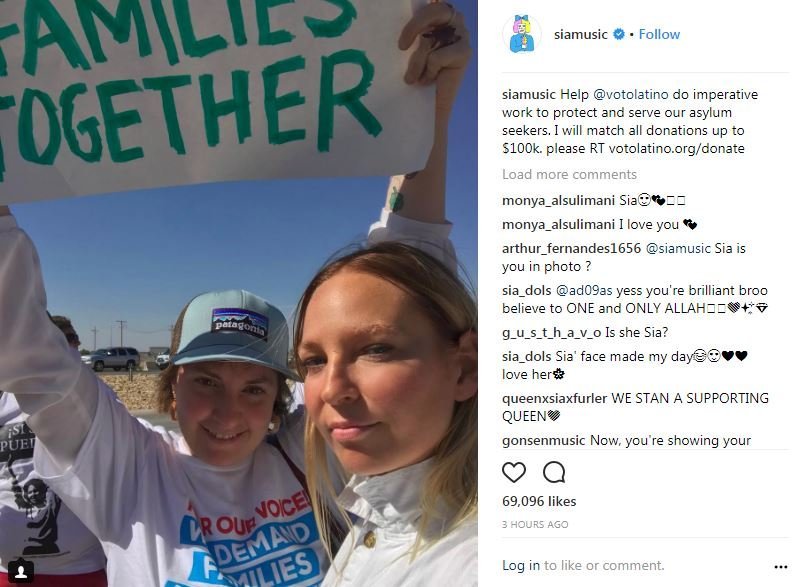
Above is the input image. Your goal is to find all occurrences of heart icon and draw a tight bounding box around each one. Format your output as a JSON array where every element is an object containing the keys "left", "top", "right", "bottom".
[
  {"left": 656, "top": 197, "right": 666, "bottom": 205},
  {"left": 548, "top": 410, "right": 561, "bottom": 421},
  {"left": 687, "top": 221, "right": 697, "bottom": 229},
  {"left": 728, "top": 302, "right": 740, "bottom": 313},
  {"left": 736, "top": 351, "right": 748, "bottom": 361},
  {"left": 722, "top": 350, "right": 734, "bottom": 361},
  {"left": 502, "top": 462, "right": 527, "bottom": 483}
]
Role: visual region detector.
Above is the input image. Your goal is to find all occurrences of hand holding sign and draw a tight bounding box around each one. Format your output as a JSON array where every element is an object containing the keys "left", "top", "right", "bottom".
[
  {"left": 375, "top": 2, "right": 471, "bottom": 228},
  {"left": 401, "top": 1, "right": 471, "bottom": 118}
]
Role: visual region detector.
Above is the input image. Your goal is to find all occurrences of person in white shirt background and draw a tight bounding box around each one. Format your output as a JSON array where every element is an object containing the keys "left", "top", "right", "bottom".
[{"left": 1, "top": 316, "right": 107, "bottom": 587}]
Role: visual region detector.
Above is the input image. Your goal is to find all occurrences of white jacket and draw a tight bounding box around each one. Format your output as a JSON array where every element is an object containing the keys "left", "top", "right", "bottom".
[{"left": 323, "top": 461, "right": 477, "bottom": 586}]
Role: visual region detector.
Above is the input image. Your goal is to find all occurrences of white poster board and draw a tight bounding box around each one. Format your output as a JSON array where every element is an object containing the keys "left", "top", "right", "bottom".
[{"left": 0, "top": 0, "right": 433, "bottom": 204}]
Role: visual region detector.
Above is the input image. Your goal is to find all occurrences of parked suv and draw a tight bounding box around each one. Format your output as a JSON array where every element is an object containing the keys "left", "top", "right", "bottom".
[
  {"left": 155, "top": 351, "right": 171, "bottom": 370},
  {"left": 82, "top": 347, "right": 139, "bottom": 371}
]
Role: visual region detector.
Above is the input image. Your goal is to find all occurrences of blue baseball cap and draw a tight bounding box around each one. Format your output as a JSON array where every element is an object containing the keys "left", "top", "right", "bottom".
[{"left": 170, "top": 290, "right": 299, "bottom": 381}]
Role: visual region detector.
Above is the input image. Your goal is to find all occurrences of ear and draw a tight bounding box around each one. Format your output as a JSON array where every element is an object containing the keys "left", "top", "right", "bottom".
[{"left": 453, "top": 330, "right": 478, "bottom": 402}]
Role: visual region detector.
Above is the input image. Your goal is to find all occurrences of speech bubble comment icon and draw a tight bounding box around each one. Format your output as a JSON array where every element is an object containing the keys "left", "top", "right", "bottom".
[{"left": 543, "top": 461, "right": 566, "bottom": 483}]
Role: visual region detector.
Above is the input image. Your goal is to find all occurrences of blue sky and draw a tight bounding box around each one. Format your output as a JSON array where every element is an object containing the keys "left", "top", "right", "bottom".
[{"left": 10, "top": 1, "right": 477, "bottom": 352}]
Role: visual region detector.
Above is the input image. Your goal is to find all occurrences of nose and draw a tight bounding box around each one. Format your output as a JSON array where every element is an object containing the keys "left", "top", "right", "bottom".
[
  {"left": 210, "top": 390, "right": 243, "bottom": 422},
  {"left": 319, "top": 357, "right": 359, "bottom": 405}
]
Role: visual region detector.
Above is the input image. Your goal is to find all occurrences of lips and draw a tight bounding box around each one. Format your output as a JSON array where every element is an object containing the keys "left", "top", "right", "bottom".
[
  {"left": 328, "top": 421, "right": 378, "bottom": 441},
  {"left": 202, "top": 425, "right": 246, "bottom": 441}
]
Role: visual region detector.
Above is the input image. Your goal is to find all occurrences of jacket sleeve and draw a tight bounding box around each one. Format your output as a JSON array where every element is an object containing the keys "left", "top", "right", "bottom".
[
  {"left": 0, "top": 215, "right": 97, "bottom": 465},
  {"left": 367, "top": 208, "right": 457, "bottom": 272}
]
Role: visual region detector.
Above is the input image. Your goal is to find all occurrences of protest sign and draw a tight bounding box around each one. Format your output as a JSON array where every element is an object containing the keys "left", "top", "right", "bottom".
[{"left": 0, "top": 0, "right": 433, "bottom": 204}]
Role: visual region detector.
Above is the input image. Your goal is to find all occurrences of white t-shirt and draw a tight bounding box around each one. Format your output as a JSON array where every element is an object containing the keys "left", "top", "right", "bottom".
[
  {"left": 0, "top": 393, "right": 106, "bottom": 575},
  {"left": 34, "top": 390, "right": 327, "bottom": 586}
]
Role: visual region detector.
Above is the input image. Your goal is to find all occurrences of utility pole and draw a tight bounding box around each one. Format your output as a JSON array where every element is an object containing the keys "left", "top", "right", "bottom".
[
  {"left": 116, "top": 320, "right": 127, "bottom": 347},
  {"left": 91, "top": 327, "right": 98, "bottom": 351}
]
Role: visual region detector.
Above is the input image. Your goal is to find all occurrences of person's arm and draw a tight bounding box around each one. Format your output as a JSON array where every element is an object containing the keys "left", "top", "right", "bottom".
[
  {"left": 386, "top": 1, "right": 471, "bottom": 224},
  {"left": 0, "top": 205, "right": 97, "bottom": 465},
  {"left": 6, "top": 453, "right": 27, "bottom": 508},
  {"left": 368, "top": 3, "right": 471, "bottom": 269}
]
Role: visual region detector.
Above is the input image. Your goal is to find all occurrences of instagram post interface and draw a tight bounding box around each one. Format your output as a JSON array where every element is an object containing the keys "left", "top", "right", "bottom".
[{"left": 479, "top": 1, "right": 791, "bottom": 584}]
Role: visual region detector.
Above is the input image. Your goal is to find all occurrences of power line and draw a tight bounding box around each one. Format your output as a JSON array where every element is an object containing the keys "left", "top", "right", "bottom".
[
  {"left": 125, "top": 327, "right": 172, "bottom": 334},
  {"left": 116, "top": 320, "right": 127, "bottom": 346}
]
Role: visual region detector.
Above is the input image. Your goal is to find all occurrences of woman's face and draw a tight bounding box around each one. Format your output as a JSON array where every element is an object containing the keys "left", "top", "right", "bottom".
[
  {"left": 298, "top": 269, "right": 475, "bottom": 476},
  {"left": 173, "top": 361, "right": 279, "bottom": 467},
  {"left": 24, "top": 480, "right": 47, "bottom": 507}
]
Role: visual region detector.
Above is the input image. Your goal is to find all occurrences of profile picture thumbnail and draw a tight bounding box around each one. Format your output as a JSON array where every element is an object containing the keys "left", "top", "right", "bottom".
[{"left": 504, "top": 14, "right": 542, "bottom": 53}]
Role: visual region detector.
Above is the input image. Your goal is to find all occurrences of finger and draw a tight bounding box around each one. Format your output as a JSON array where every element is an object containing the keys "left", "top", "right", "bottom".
[
  {"left": 404, "top": 34, "right": 435, "bottom": 84},
  {"left": 406, "top": 12, "right": 470, "bottom": 84},
  {"left": 399, "top": 2, "right": 460, "bottom": 50},
  {"left": 418, "top": 40, "right": 472, "bottom": 85},
  {"left": 416, "top": 21, "right": 471, "bottom": 82}
]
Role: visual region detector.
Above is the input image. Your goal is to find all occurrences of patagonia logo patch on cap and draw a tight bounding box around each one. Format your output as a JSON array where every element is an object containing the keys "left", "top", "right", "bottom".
[{"left": 211, "top": 308, "right": 269, "bottom": 340}]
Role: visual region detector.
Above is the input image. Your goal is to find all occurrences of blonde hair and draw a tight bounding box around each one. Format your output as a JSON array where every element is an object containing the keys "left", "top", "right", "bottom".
[{"left": 293, "top": 242, "right": 477, "bottom": 562}]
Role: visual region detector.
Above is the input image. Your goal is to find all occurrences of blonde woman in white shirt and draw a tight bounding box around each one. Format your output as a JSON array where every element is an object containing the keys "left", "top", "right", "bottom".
[
  {"left": 291, "top": 8, "right": 476, "bottom": 584},
  {"left": 294, "top": 241, "right": 477, "bottom": 587}
]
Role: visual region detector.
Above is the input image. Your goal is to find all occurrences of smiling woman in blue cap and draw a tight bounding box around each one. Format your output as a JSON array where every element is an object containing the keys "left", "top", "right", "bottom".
[{"left": 155, "top": 290, "right": 297, "bottom": 468}]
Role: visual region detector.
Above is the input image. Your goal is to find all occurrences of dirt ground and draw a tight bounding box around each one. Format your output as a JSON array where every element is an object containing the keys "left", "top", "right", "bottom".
[{"left": 97, "top": 372, "right": 161, "bottom": 411}]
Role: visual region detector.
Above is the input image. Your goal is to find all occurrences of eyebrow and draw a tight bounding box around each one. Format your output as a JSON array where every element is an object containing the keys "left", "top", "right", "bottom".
[
  {"left": 297, "top": 323, "right": 403, "bottom": 352},
  {"left": 191, "top": 365, "right": 276, "bottom": 385}
]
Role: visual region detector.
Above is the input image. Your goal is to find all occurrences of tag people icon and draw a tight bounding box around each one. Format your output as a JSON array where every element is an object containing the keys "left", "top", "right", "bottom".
[{"left": 8, "top": 557, "right": 34, "bottom": 583}]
